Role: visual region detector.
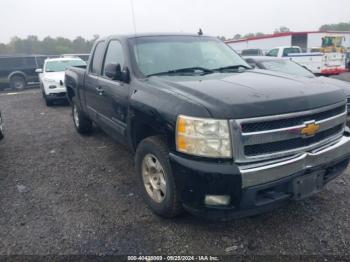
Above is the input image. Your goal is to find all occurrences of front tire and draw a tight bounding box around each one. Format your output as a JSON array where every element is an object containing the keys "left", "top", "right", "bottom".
[
  {"left": 135, "top": 136, "right": 183, "bottom": 218},
  {"left": 41, "top": 83, "right": 53, "bottom": 106},
  {"left": 10, "top": 75, "right": 26, "bottom": 90},
  {"left": 72, "top": 102, "right": 92, "bottom": 134},
  {"left": 44, "top": 94, "right": 54, "bottom": 106}
]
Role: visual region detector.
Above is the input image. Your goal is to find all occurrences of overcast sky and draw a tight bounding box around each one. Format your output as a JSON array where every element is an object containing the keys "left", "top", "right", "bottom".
[{"left": 1, "top": 0, "right": 350, "bottom": 43}]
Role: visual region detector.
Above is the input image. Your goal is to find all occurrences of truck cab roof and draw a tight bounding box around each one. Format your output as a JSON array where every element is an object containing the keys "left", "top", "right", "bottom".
[{"left": 97, "top": 33, "right": 206, "bottom": 42}]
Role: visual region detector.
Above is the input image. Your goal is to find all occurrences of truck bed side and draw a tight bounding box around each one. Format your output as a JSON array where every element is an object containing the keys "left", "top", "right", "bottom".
[{"left": 65, "top": 66, "right": 87, "bottom": 110}]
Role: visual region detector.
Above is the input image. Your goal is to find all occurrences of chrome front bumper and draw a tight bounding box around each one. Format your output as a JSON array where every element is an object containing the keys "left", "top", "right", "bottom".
[{"left": 239, "top": 135, "right": 350, "bottom": 188}]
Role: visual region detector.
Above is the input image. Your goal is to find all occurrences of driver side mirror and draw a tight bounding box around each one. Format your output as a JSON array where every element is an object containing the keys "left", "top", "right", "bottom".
[
  {"left": 35, "top": 68, "right": 43, "bottom": 73},
  {"left": 105, "top": 63, "right": 130, "bottom": 83},
  {"left": 105, "top": 63, "right": 122, "bottom": 81}
]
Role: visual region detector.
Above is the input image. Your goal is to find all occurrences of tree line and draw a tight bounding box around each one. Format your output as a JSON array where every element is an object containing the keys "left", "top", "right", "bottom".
[
  {"left": 0, "top": 35, "right": 99, "bottom": 55},
  {"left": 1, "top": 22, "right": 350, "bottom": 54}
]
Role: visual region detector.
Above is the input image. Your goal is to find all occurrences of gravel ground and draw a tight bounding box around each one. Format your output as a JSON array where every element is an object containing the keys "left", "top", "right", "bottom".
[{"left": 0, "top": 79, "right": 350, "bottom": 257}]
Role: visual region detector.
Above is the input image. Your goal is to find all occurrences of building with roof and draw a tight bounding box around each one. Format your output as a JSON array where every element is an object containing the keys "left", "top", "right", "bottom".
[{"left": 225, "top": 31, "right": 350, "bottom": 53}]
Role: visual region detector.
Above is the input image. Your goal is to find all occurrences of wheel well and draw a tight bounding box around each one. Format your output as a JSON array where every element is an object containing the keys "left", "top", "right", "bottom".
[
  {"left": 9, "top": 73, "right": 26, "bottom": 82},
  {"left": 132, "top": 121, "right": 165, "bottom": 150},
  {"left": 66, "top": 86, "right": 75, "bottom": 103}
]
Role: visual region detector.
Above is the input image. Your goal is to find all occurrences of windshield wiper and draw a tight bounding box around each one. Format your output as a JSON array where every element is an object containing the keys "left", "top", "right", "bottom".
[
  {"left": 146, "top": 67, "right": 214, "bottom": 77},
  {"left": 213, "top": 65, "right": 252, "bottom": 72}
]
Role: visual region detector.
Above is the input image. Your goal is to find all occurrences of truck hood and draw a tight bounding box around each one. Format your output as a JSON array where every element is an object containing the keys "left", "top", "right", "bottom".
[
  {"left": 42, "top": 72, "right": 65, "bottom": 82},
  {"left": 148, "top": 69, "right": 346, "bottom": 119}
]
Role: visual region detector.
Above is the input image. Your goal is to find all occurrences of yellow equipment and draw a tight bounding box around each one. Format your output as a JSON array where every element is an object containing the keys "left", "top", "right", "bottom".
[{"left": 321, "top": 36, "right": 346, "bottom": 53}]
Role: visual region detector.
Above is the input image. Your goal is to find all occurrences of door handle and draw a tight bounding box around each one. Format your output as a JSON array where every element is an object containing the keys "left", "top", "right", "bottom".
[{"left": 96, "top": 86, "right": 104, "bottom": 95}]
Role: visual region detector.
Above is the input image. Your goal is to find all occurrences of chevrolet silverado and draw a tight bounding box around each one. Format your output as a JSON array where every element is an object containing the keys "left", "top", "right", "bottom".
[{"left": 65, "top": 33, "right": 350, "bottom": 219}]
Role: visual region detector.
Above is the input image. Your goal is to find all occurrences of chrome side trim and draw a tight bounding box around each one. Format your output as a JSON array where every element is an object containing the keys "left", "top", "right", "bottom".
[{"left": 239, "top": 135, "right": 350, "bottom": 188}]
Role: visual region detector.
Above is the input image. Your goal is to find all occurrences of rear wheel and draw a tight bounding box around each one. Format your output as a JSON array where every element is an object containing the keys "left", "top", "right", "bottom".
[
  {"left": 135, "top": 136, "right": 183, "bottom": 218},
  {"left": 72, "top": 102, "right": 92, "bottom": 134},
  {"left": 9, "top": 75, "right": 26, "bottom": 90}
]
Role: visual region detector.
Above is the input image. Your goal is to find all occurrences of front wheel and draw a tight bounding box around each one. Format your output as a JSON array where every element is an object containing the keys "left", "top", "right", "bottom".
[
  {"left": 135, "top": 136, "right": 183, "bottom": 218},
  {"left": 44, "top": 94, "right": 54, "bottom": 106},
  {"left": 72, "top": 103, "right": 92, "bottom": 134}
]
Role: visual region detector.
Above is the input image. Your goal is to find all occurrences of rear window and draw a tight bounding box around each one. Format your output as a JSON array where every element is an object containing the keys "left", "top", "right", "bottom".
[
  {"left": 0, "top": 58, "right": 10, "bottom": 70},
  {"left": 0, "top": 56, "right": 37, "bottom": 70},
  {"left": 266, "top": 49, "right": 279, "bottom": 57},
  {"left": 0, "top": 57, "right": 24, "bottom": 70},
  {"left": 23, "top": 57, "right": 37, "bottom": 67},
  {"left": 282, "top": 48, "right": 301, "bottom": 57}
]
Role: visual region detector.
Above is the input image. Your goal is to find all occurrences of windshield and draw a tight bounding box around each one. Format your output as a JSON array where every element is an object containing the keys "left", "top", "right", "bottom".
[
  {"left": 45, "top": 59, "right": 86, "bottom": 72},
  {"left": 261, "top": 60, "right": 315, "bottom": 78},
  {"left": 130, "top": 36, "right": 250, "bottom": 76},
  {"left": 322, "top": 36, "right": 343, "bottom": 47}
]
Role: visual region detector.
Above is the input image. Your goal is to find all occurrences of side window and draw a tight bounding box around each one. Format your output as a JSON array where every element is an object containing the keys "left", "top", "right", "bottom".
[
  {"left": 90, "top": 42, "right": 105, "bottom": 75},
  {"left": 282, "top": 48, "right": 301, "bottom": 57},
  {"left": 282, "top": 49, "right": 289, "bottom": 57},
  {"left": 266, "top": 49, "right": 278, "bottom": 57},
  {"left": 23, "top": 57, "right": 36, "bottom": 68},
  {"left": 0, "top": 58, "right": 8, "bottom": 70},
  {"left": 103, "top": 40, "right": 125, "bottom": 77},
  {"left": 6, "top": 57, "right": 25, "bottom": 69}
]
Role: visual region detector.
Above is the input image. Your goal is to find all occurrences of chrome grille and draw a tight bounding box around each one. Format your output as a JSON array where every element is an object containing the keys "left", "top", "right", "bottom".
[
  {"left": 231, "top": 101, "right": 347, "bottom": 163},
  {"left": 241, "top": 105, "right": 345, "bottom": 132},
  {"left": 244, "top": 124, "right": 343, "bottom": 156}
]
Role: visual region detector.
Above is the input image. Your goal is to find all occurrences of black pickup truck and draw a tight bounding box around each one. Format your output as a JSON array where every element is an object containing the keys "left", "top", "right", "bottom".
[
  {"left": 0, "top": 55, "right": 50, "bottom": 90},
  {"left": 65, "top": 33, "right": 350, "bottom": 220}
]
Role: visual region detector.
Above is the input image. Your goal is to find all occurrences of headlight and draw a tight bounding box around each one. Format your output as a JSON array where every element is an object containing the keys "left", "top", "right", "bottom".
[{"left": 176, "top": 115, "right": 232, "bottom": 158}]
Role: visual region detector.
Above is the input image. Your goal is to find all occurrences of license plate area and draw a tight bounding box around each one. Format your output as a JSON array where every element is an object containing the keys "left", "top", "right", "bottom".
[{"left": 293, "top": 170, "right": 325, "bottom": 200}]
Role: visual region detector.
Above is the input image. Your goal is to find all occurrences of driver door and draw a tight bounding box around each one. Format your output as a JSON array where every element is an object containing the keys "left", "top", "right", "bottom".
[{"left": 97, "top": 39, "right": 130, "bottom": 141}]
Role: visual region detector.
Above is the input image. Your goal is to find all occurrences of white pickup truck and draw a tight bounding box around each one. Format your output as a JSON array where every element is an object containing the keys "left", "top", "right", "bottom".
[{"left": 266, "top": 46, "right": 346, "bottom": 75}]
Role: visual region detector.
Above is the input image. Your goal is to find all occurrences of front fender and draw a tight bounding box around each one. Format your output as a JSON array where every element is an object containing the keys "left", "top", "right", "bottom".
[{"left": 127, "top": 85, "right": 211, "bottom": 152}]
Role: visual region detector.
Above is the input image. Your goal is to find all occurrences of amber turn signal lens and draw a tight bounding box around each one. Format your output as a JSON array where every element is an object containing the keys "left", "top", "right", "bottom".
[
  {"left": 177, "top": 117, "right": 187, "bottom": 134},
  {"left": 177, "top": 135, "right": 187, "bottom": 151}
]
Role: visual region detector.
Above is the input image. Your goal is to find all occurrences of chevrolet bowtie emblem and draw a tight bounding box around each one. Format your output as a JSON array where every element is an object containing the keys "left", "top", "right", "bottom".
[{"left": 301, "top": 122, "right": 320, "bottom": 137}]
